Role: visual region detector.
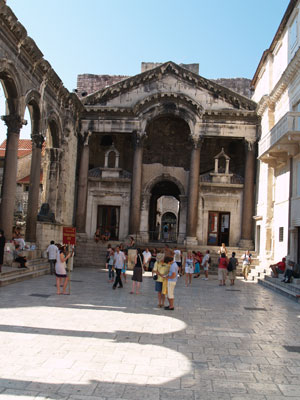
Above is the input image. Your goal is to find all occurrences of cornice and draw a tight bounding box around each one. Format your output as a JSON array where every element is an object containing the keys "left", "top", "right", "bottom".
[
  {"left": 83, "top": 61, "right": 257, "bottom": 111},
  {"left": 257, "top": 46, "right": 300, "bottom": 115}
]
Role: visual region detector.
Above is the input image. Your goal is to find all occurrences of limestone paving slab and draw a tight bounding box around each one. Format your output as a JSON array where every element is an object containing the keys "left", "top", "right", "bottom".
[{"left": 0, "top": 268, "right": 300, "bottom": 399}]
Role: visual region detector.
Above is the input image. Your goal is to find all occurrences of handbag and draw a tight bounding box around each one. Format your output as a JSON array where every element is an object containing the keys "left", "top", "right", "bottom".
[{"left": 153, "top": 274, "right": 158, "bottom": 281}]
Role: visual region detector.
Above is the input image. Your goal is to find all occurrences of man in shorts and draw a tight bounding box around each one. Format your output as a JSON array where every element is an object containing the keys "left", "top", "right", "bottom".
[{"left": 269, "top": 257, "right": 286, "bottom": 278}]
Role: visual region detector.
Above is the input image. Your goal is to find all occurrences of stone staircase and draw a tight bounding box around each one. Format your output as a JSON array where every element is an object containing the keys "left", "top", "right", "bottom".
[
  {"left": 74, "top": 239, "right": 259, "bottom": 276},
  {"left": 0, "top": 258, "right": 50, "bottom": 287},
  {"left": 258, "top": 275, "right": 300, "bottom": 303}
]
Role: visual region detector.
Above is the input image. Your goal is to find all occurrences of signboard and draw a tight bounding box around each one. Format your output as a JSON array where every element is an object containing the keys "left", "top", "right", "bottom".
[{"left": 63, "top": 227, "right": 76, "bottom": 245}]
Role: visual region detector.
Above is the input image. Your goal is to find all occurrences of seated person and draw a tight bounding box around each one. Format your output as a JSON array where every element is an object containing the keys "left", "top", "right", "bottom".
[
  {"left": 94, "top": 228, "right": 100, "bottom": 243},
  {"left": 14, "top": 236, "right": 26, "bottom": 250},
  {"left": 270, "top": 257, "right": 286, "bottom": 278},
  {"left": 101, "top": 229, "right": 110, "bottom": 242},
  {"left": 282, "top": 260, "right": 300, "bottom": 283},
  {"left": 13, "top": 244, "right": 28, "bottom": 269}
]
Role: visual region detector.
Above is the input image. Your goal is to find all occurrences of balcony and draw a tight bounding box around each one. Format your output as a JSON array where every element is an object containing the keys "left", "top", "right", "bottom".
[{"left": 258, "top": 112, "right": 300, "bottom": 166}]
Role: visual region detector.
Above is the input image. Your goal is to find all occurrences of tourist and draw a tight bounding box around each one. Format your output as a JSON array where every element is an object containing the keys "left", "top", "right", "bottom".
[
  {"left": 282, "top": 259, "right": 300, "bottom": 283},
  {"left": 46, "top": 240, "right": 58, "bottom": 275},
  {"left": 201, "top": 250, "right": 211, "bottom": 280},
  {"left": 163, "top": 223, "right": 169, "bottom": 241},
  {"left": 55, "top": 244, "right": 72, "bottom": 295},
  {"left": 101, "top": 228, "right": 110, "bottom": 242},
  {"left": 227, "top": 252, "right": 238, "bottom": 285},
  {"left": 218, "top": 242, "right": 228, "bottom": 257},
  {"left": 184, "top": 250, "right": 194, "bottom": 286},
  {"left": 13, "top": 243, "right": 28, "bottom": 269},
  {"left": 164, "top": 256, "right": 178, "bottom": 310},
  {"left": 94, "top": 227, "right": 100, "bottom": 243},
  {"left": 152, "top": 255, "right": 170, "bottom": 307},
  {"left": 218, "top": 253, "right": 228, "bottom": 286},
  {"left": 130, "top": 248, "right": 143, "bottom": 294},
  {"left": 142, "top": 247, "right": 152, "bottom": 271},
  {"left": 193, "top": 251, "right": 201, "bottom": 278},
  {"left": 122, "top": 249, "right": 128, "bottom": 283},
  {"left": 269, "top": 257, "right": 286, "bottom": 278},
  {"left": 112, "top": 246, "right": 126, "bottom": 289},
  {"left": 128, "top": 236, "right": 135, "bottom": 249},
  {"left": 164, "top": 244, "right": 173, "bottom": 258},
  {"left": 105, "top": 244, "right": 112, "bottom": 270},
  {"left": 148, "top": 248, "right": 157, "bottom": 272},
  {"left": 0, "top": 229, "right": 5, "bottom": 273},
  {"left": 107, "top": 247, "right": 115, "bottom": 282},
  {"left": 241, "top": 250, "right": 252, "bottom": 281},
  {"left": 173, "top": 245, "right": 182, "bottom": 275}
]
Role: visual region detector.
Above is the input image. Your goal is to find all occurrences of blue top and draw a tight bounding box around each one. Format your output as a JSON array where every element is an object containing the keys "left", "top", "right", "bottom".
[{"left": 168, "top": 261, "right": 178, "bottom": 282}]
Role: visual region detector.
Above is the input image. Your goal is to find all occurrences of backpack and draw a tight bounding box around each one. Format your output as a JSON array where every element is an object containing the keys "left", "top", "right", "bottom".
[{"left": 227, "top": 259, "right": 234, "bottom": 272}]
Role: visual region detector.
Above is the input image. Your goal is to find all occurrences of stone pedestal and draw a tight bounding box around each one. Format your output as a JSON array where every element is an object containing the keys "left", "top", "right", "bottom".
[{"left": 185, "top": 236, "right": 198, "bottom": 246}]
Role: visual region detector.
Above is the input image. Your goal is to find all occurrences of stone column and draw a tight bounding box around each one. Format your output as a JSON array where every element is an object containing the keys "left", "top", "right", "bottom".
[
  {"left": 25, "top": 133, "right": 44, "bottom": 242},
  {"left": 129, "top": 131, "right": 146, "bottom": 236},
  {"left": 186, "top": 137, "right": 202, "bottom": 245},
  {"left": 46, "top": 147, "right": 61, "bottom": 219},
  {"left": 0, "top": 115, "right": 23, "bottom": 240},
  {"left": 76, "top": 132, "right": 91, "bottom": 233},
  {"left": 239, "top": 139, "right": 256, "bottom": 249}
]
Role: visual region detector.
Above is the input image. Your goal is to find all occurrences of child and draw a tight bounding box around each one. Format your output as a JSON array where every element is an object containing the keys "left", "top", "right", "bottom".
[{"left": 108, "top": 248, "right": 115, "bottom": 283}]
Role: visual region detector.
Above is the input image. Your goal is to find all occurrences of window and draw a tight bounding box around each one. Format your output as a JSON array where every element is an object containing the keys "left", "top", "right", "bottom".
[
  {"left": 290, "top": 17, "right": 298, "bottom": 50},
  {"left": 279, "top": 227, "right": 284, "bottom": 242}
]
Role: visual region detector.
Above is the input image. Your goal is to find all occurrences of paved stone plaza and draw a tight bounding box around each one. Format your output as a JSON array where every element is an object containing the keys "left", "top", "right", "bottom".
[{"left": 0, "top": 269, "right": 300, "bottom": 400}]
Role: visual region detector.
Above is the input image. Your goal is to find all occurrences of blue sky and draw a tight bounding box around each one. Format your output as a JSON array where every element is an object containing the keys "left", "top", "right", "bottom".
[{"left": 0, "top": 0, "right": 289, "bottom": 141}]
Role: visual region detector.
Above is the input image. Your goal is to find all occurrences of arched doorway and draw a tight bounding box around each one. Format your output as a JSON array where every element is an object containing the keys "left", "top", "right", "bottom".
[{"left": 148, "top": 180, "right": 181, "bottom": 242}]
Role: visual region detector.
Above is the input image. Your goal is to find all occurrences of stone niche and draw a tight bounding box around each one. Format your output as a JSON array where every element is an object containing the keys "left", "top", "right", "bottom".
[
  {"left": 210, "top": 148, "right": 233, "bottom": 184},
  {"left": 101, "top": 143, "right": 121, "bottom": 178}
]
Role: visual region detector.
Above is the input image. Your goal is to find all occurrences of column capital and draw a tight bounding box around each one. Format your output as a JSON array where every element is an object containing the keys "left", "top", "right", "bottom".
[
  {"left": 189, "top": 135, "right": 204, "bottom": 149},
  {"left": 32, "top": 132, "right": 45, "bottom": 149},
  {"left": 133, "top": 130, "right": 147, "bottom": 148},
  {"left": 245, "top": 138, "right": 256, "bottom": 151},
  {"left": 1, "top": 114, "right": 25, "bottom": 134}
]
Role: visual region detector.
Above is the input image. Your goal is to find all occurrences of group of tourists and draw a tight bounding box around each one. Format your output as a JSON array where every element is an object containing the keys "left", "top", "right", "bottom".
[{"left": 217, "top": 244, "right": 252, "bottom": 286}]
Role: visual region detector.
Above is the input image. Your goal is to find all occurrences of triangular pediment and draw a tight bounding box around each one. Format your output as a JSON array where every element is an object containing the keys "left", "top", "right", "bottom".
[{"left": 82, "top": 61, "right": 256, "bottom": 112}]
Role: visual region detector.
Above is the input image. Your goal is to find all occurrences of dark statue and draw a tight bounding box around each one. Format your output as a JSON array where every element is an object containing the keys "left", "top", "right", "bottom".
[{"left": 37, "top": 203, "right": 55, "bottom": 223}]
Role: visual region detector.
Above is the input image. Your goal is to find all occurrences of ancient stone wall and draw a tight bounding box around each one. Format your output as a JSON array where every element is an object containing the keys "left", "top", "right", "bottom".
[
  {"left": 77, "top": 74, "right": 130, "bottom": 97},
  {"left": 212, "top": 78, "right": 252, "bottom": 98}
]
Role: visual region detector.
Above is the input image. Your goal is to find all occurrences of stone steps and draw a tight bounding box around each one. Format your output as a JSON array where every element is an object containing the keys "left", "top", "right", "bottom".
[
  {"left": 258, "top": 275, "right": 300, "bottom": 303},
  {"left": 0, "top": 259, "right": 50, "bottom": 287}
]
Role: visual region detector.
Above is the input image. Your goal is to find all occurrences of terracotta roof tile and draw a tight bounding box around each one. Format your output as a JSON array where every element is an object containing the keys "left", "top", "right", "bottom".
[{"left": 0, "top": 139, "right": 46, "bottom": 158}]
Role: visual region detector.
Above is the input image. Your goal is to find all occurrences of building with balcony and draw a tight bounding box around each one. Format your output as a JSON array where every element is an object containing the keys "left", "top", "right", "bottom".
[{"left": 252, "top": 0, "right": 300, "bottom": 265}]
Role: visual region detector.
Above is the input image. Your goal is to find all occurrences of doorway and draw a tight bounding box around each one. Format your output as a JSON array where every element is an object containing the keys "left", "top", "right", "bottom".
[
  {"left": 97, "top": 206, "right": 120, "bottom": 240},
  {"left": 161, "top": 212, "right": 177, "bottom": 242},
  {"left": 207, "top": 211, "right": 230, "bottom": 246}
]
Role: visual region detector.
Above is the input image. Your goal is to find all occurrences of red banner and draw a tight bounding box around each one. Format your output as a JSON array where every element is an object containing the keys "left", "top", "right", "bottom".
[{"left": 63, "top": 227, "right": 76, "bottom": 245}]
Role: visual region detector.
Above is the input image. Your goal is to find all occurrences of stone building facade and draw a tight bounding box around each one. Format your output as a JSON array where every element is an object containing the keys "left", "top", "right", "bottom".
[
  {"left": 0, "top": 0, "right": 83, "bottom": 248},
  {"left": 77, "top": 62, "right": 259, "bottom": 247},
  {"left": 252, "top": 0, "right": 300, "bottom": 266}
]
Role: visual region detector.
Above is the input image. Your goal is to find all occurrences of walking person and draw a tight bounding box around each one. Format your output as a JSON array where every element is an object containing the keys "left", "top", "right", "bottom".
[
  {"left": 193, "top": 251, "right": 201, "bottom": 278},
  {"left": 142, "top": 247, "right": 151, "bottom": 271},
  {"left": 122, "top": 249, "right": 128, "bottom": 283},
  {"left": 241, "top": 250, "right": 252, "bottom": 281},
  {"left": 107, "top": 248, "right": 115, "bottom": 282},
  {"left": 218, "top": 253, "right": 228, "bottom": 286},
  {"left": 201, "top": 250, "right": 211, "bottom": 280},
  {"left": 0, "top": 229, "right": 5, "bottom": 273},
  {"left": 105, "top": 244, "right": 112, "bottom": 270},
  {"left": 173, "top": 246, "right": 182, "bottom": 275},
  {"left": 112, "top": 246, "right": 125, "bottom": 289},
  {"left": 55, "top": 245, "right": 72, "bottom": 295},
  {"left": 227, "top": 252, "right": 238, "bottom": 285},
  {"left": 130, "top": 248, "right": 143, "bottom": 294},
  {"left": 184, "top": 250, "right": 194, "bottom": 286},
  {"left": 46, "top": 240, "right": 58, "bottom": 275}
]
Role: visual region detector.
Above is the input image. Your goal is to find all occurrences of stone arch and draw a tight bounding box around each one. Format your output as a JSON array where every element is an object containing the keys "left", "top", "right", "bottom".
[
  {"left": 46, "top": 110, "right": 61, "bottom": 148},
  {"left": 143, "top": 174, "right": 185, "bottom": 196},
  {"left": 0, "top": 59, "right": 22, "bottom": 115},
  {"left": 24, "top": 90, "right": 41, "bottom": 135},
  {"left": 104, "top": 144, "right": 120, "bottom": 168}
]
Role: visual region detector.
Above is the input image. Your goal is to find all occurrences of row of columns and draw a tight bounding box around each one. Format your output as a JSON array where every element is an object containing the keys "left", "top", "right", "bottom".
[{"left": 0, "top": 114, "right": 62, "bottom": 242}]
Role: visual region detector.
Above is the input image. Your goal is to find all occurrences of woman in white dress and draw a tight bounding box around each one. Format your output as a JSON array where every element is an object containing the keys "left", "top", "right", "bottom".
[
  {"left": 55, "top": 245, "right": 72, "bottom": 295},
  {"left": 185, "top": 250, "right": 194, "bottom": 287}
]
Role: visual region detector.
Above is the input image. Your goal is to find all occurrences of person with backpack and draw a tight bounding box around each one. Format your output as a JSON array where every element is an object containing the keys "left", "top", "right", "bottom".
[{"left": 227, "top": 252, "right": 238, "bottom": 286}]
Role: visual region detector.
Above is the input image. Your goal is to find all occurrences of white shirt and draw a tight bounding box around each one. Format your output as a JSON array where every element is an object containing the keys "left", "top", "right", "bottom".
[
  {"left": 47, "top": 244, "right": 58, "bottom": 260},
  {"left": 114, "top": 251, "right": 126, "bottom": 269},
  {"left": 143, "top": 251, "right": 151, "bottom": 264},
  {"left": 174, "top": 249, "right": 181, "bottom": 262},
  {"left": 202, "top": 254, "right": 210, "bottom": 266}
]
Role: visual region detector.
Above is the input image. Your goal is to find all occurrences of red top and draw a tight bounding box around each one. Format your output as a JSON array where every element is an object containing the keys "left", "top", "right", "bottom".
[
  {"left": 277, "top": 261, "right": 286, "bottom": 272},
  {"left": 218, "top": 258, "right": 228, "bottom": 269}
]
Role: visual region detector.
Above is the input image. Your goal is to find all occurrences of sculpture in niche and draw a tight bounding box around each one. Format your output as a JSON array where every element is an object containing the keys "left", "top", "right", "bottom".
[{"left": 37, "top": 203, "right": 55, "bottom": 223}]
